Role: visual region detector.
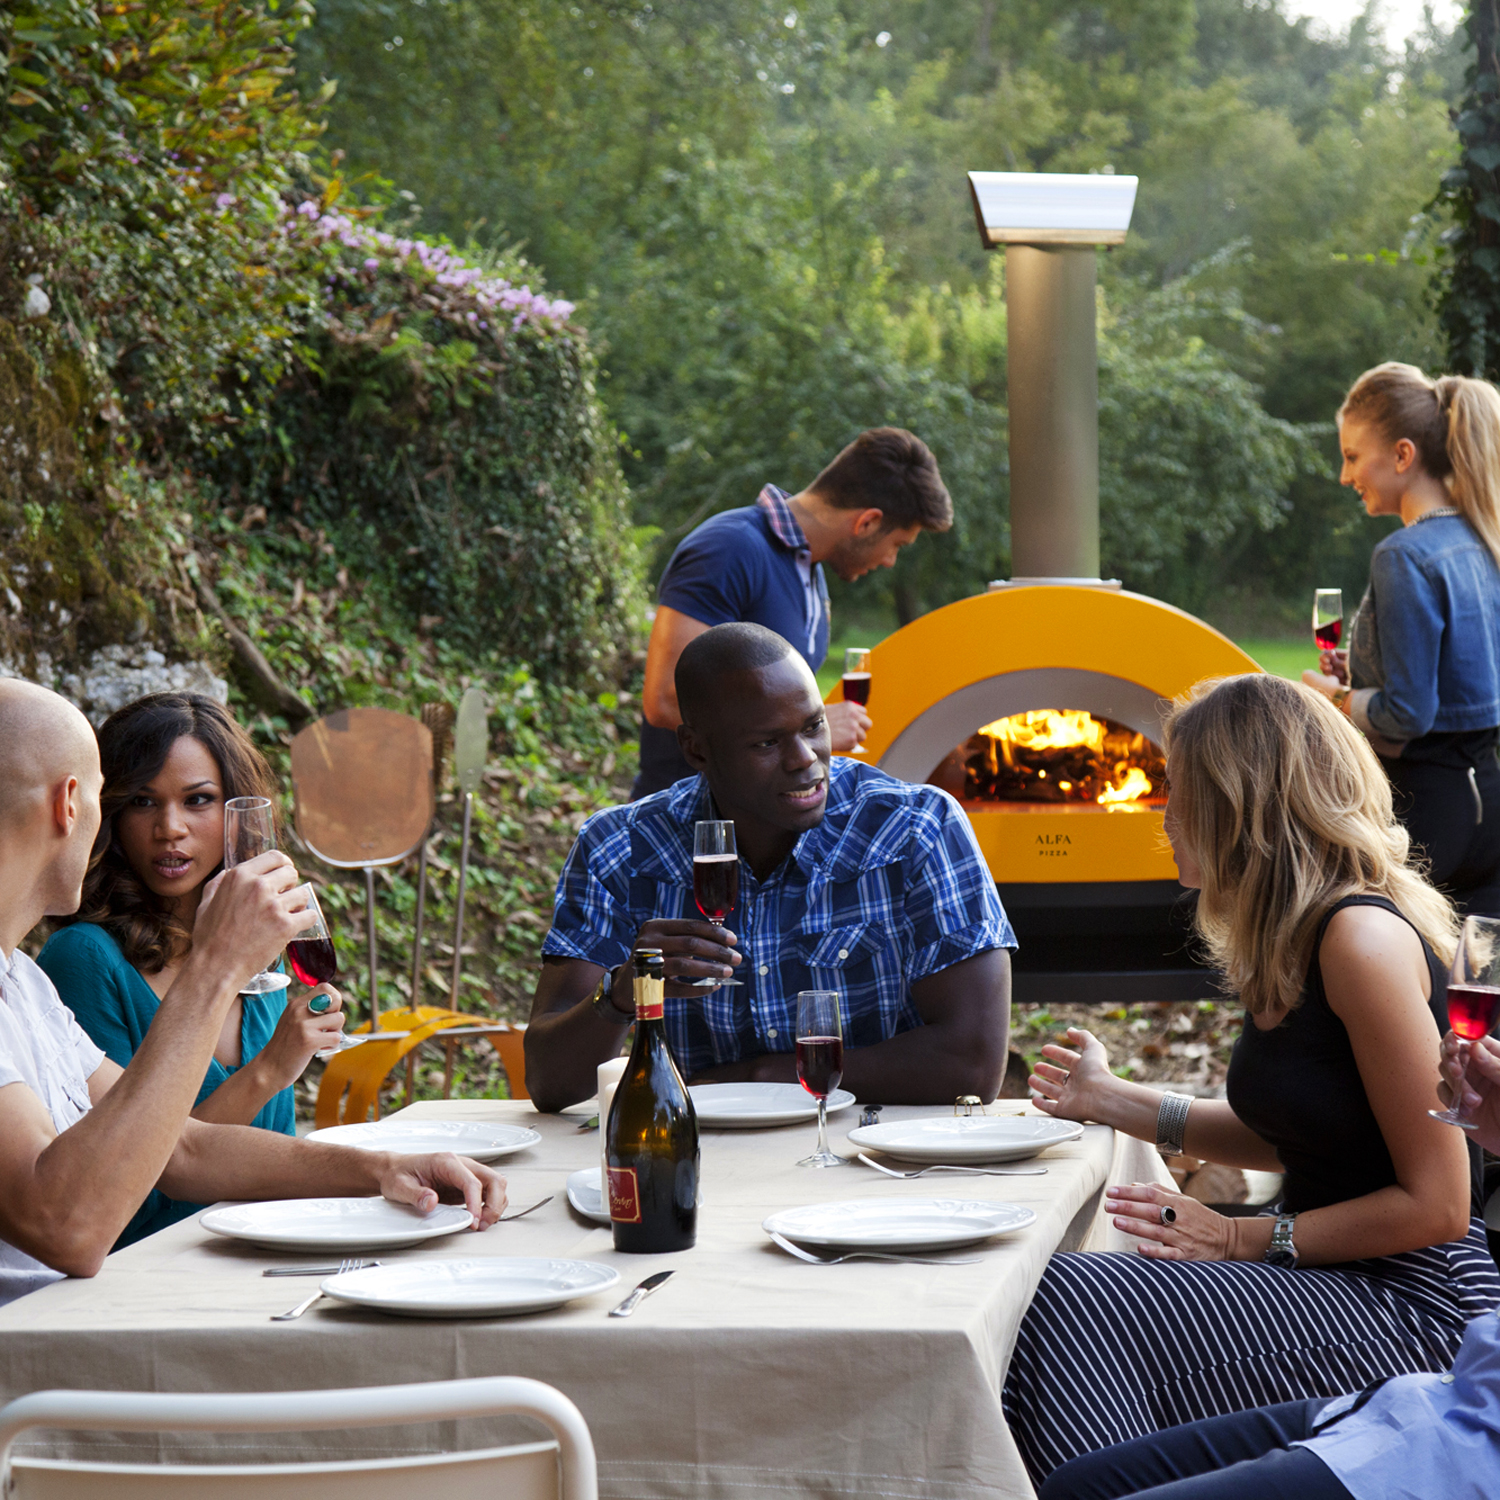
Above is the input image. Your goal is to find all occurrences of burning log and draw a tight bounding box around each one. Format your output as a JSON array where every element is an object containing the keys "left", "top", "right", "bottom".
[{"left": 952, "top": 709, "right": 1166, "bottom": 806}]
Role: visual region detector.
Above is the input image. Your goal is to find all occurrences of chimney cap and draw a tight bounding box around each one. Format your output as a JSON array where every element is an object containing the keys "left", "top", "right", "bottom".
[{"left": 967, "top": 171, "right": 1138, "bottom": 248}]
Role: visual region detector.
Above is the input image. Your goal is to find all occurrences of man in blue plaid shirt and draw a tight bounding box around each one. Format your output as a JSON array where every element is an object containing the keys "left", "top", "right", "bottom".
[{"left": 525, "top": 623, "right": 1015, "bottom": 1110}]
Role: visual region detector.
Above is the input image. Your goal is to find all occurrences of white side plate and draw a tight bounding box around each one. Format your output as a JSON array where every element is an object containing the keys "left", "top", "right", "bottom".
[
  {"left": 320, "top": 1258, "right": 620, "bottom": 1318},
  {"left": 845, "top": 1115, "right": 1084, "bottom": 1163},
  {"left": 566, "top": 1167, "right": 612, "bottom": 1226},
  {"left": 688, "top": 1082, "right": 856, "bottom": 1128},
  {"left": 200, "top": 1199, "right": 474, "bottom": 1252},
  {"left": 763, "top": 1197, "right": 1036, "bottom": 1252},
  {"left": 305, "top": 1120, "right": 541, "bottom": 1163}
]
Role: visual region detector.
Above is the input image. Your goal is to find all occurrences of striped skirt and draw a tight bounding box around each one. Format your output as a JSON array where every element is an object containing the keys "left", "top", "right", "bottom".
[{"left": 1001, "top": 1219, "right": 1500, "bottom": 1484}]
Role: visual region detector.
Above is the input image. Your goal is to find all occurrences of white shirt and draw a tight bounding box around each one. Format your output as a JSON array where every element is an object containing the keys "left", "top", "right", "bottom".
[{"left": 0, "top": 947, "right": 105, "bottom": 1305}]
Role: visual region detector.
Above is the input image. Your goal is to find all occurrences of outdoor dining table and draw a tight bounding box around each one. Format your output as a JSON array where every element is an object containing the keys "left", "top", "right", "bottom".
[{"left": 0, "top": 1097, "right": 1171, "bottom": 1500}]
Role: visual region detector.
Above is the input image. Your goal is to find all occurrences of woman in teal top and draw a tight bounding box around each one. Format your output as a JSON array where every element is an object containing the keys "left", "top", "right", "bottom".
[{"left": 38, "top": 693, "right": 344, "bottom": 1247}]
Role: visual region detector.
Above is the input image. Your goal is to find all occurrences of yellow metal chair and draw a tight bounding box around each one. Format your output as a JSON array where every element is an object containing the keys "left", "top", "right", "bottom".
[{"left": 314, "top": 1006, "right": 529, "bottom": 1128}]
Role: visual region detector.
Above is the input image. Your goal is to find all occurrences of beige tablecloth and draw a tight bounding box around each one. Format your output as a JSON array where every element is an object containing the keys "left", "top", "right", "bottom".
[{"left": 0, "top": 1099, "right": 1170, "bottom": 1500}]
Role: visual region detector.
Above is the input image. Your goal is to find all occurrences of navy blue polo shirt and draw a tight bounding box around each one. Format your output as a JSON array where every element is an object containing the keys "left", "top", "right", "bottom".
[{"left": 634, "top": 496, "right": 831, "bottom": 797}]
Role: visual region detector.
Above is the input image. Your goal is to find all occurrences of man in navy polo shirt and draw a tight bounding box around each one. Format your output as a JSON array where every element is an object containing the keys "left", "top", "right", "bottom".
[{"left": 632, "top": 427, "right": 954, "bottom": 798}]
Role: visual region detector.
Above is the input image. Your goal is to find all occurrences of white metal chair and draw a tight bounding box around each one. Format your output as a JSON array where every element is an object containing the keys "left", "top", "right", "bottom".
[{"left": 0, "top": 1376, "right": 597, "bottom": 1500}]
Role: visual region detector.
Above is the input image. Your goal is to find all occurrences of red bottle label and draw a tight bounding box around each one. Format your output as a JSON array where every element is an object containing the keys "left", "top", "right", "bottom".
[
  {"left": 607, "top": 1166, "right": 642, "bottom": 1222},
  {"left": 636, "top": 995, "right": 663, "bottom": 1021}
]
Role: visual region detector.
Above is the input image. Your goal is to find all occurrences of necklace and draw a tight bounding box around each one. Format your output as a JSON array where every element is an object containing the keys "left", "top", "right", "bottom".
[{"left": 1409, "top": 506, "right": 1461, "bottom": 525}]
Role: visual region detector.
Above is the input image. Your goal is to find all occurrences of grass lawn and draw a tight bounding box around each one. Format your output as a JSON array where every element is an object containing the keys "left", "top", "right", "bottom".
[{"left": 1233, "top": 637, "right": 1316, "bottom": 682}]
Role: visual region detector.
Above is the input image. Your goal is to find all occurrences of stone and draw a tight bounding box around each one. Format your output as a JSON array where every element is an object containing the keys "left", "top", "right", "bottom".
[{"left": 0, "top": 644, "right": 229, "bottom": 725}]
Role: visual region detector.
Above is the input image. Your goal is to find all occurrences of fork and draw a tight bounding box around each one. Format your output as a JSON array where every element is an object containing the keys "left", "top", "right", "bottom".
[
  {"left": 857, "top": 1153, "right": 1047, "bottom": 1179},
  {"left": 272, "top": 1289, "right": 330, "bottom": 1321},
  {"left": 768, "top": 1230, "right": 979, "bottom": 1266},
  {"left": 498, "top": 1195, "right": 553, "bottom": 1221},
  {"left": 264, "top": 1258, "right": 376, "bottom": 1278}
]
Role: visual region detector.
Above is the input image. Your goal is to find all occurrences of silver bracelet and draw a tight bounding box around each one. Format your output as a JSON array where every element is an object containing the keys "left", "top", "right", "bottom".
[{"left": 1155, "top": 1091, "right": 1193, "bottom": 1157}]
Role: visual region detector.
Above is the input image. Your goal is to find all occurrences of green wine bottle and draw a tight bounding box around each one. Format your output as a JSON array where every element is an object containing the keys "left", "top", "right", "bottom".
[{"left": 605, "top": 948, "right": 699, "bottom": 1253}]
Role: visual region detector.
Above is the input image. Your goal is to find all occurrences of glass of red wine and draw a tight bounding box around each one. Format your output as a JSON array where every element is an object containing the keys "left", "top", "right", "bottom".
[
  {"left": 1432, "top": 914, "right": 1500, "bottom": 1129},
  {"left": 796, "top": 989, "right": 845, "bottom": 1167},
  {"left": 1312, "top": 589, "right": 1343, "bottom": 657},
  {"left": 286, "top": 885, "right": 353, "bottom": 1058},
  {"left": 842, "top": 648, "right": 872, "bottom": 754},
  {"left": 690, "top": 820, "right": 743, "bottom": 989},
  {"left": 223, "top": 797, "right": 290, "bottom": 995}
]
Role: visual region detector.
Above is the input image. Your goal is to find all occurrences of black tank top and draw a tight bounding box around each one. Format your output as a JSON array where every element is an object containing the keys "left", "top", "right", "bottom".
[{"left": 1226, "top": 894, "right": 1473, "bottom": 1214}]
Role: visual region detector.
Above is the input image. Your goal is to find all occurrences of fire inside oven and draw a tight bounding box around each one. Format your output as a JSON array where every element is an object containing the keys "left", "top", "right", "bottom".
[
  {"left": 954, "top": 711, "right": 1164, "bottom": 810},
  {"left": 944, "top": 710, "right": 1165, "bottom": 808}
]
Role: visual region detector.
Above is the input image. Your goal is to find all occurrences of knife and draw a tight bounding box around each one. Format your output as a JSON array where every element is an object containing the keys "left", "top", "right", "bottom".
[{"left": 608, "top": 1269, "right": 675, "bottom": 1318}]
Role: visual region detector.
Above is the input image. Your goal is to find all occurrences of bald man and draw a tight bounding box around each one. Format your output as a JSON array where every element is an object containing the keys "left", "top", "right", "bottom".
[
  {"left": 525, "top": 623, "right": 1015, "bottom": 1110},
  {"left": 0, "top": 682, "right": 506, "bottom": 1304}
]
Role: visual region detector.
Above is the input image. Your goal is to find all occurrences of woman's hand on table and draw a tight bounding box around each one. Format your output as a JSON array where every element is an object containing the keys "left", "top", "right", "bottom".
[
  {"left": 258, "top": 985, "right": 345, "bottom": 1085},
  {"left": 1440, "top": 1031, "right": 1500, "bottom": 1155},
  {"left": 1105, "top": 1182, "right": 1236, "bottom": 1261},
  {"left": 1029, "top": 1027, "right": 1117, "bottom": 1123},
  {"left": 378, "top": 1153, "right": 508, "bottom": 1229}
]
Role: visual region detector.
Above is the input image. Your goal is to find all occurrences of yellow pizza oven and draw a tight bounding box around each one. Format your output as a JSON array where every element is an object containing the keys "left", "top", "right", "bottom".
[{"left": 832, "top": 584, "right": 1262, "bottom": 1004}]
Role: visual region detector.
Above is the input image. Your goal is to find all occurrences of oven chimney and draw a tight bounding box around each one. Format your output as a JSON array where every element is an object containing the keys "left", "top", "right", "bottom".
[{"left": 967, "top": 171, "right": 1139, "bottom": 585}]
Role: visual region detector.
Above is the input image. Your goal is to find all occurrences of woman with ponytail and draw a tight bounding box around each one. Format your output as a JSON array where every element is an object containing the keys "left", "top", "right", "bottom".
[{"left": 1304, "top": 362, "right": 1500, "bottom": 916}]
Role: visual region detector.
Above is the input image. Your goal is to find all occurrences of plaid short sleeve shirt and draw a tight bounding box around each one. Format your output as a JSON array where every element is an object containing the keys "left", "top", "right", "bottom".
[{"left": 541, "top": 759, "right": 1016, "bottom": 1078}]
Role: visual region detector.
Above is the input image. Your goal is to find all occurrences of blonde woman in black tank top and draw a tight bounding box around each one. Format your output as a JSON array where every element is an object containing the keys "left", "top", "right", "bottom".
[{"left": 1001, "top": 673, "right": 1499, "bottom": 1485}]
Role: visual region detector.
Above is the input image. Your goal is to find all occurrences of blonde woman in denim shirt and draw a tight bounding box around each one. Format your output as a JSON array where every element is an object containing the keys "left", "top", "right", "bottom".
[{"left": 1305, "top": 363, "right": 1500, "bottom": 917}]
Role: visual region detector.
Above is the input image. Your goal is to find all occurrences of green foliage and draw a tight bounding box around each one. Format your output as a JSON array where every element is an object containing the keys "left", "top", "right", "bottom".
[
  {"left": 209, "top": 500, "right": 636, "bottom": 1029},
  {"left": 1, "top": 0, "right": 327, "bottom": 449},
  {"left": 4, "top": 0, "right": 645, "bottom": 1040},
  {"left": 1434, "top": 1, "right": 1500, "bottom": 380},
  {"left": 209, "top": 216, "right": 637, "bottom": 678},
  {"left": 301, "top": 0, "right": 1465, "bottom": 631},
  {"left": 3, "top": 0, "right": 639, "bottom": 690},
  {"left": 1097, "top": 266, "right": 1324, "bottom": 609}
]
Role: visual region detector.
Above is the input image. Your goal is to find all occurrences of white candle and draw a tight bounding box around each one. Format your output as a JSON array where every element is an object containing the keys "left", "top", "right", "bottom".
[{"left": 598, "top": 1056, "right": 628, "bottom": 1185}]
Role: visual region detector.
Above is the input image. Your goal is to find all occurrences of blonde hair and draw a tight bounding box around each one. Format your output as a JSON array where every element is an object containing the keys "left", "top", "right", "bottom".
[
  {"left": 1339, "top": 361, "right": 1500, "bottom": 570},
  {"left": 1162, "top": 674, "right": 1457, "bottom": 1016}
]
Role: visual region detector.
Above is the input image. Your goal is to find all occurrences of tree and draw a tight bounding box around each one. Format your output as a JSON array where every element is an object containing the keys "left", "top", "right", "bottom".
[{"left": 1434, "top": 1, "right": 1500, "bottom": 378}]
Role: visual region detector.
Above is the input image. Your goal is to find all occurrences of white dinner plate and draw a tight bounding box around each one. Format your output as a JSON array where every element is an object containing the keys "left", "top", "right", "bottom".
[
  {"left": 688, "top": 1082, "right": 857, "bottom": 1128},
  {"left": 763, "top": 1198, "right": 1036, "bottom": 1252},
  {"left": 566, "top": 1168, "right": 612, "bottom": 1226},
  {"left": 200, "top": 1198, "right": 474, "bottom": 1253},
  {"left": 304, "top": 1120, "right": 541, "bottom": 1162},
  {"left": 319, "top": 1258, "right": 620, "bottom": 1318},
  {"left": 845, "top": 1115, "right": 1084, "bottom": 1164}
]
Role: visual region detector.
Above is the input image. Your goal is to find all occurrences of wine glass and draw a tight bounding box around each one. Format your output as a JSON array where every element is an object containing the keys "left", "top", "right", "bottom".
[
  {"left": 842, "top": 648, "right": 872, "bottom": 753},
  {"left": 689, "top": 820, "right": 743, "bottom": 989},
  {"left": 223, "top": 796, "right": 290, "bottom": 995},
  {"left": 1431, "top": 914, "right": 1500, "bottom": 1129},
  {"left": 795, "top": 989, "right": 845, "bottom": 1168},
  {"left": 286, "top": 885, "right": 354, "bottom": 1057},
  {"left": 1312, "top": 589, "right": 1343, "bottom": 658}
]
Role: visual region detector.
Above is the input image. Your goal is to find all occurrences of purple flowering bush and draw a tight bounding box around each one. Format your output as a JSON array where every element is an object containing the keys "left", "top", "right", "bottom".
[{"left": 1, "top": 0, "right": 638, "bottom": 691}]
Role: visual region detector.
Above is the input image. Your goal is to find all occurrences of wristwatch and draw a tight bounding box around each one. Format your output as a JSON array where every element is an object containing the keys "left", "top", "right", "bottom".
[
  {"left": 1265, "top": 1211, "right": 1300, "bottom": 1270},
  {"left": 590, "top": 968, "right": 633, "bottom": 1024},
  {"left": 1331, "top": 686, "right": 1351, "bottom": 713}
]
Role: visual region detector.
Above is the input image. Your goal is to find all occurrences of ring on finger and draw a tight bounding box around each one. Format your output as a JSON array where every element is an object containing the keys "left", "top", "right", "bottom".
[{"left": 1158, "top": 1205, "right": 1176, "bottom": 1226}]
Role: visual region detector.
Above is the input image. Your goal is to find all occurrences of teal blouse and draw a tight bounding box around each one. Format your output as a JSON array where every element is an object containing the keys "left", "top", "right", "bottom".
[{"left": 37, "top": 923, "right": 295, "bottom": 1248}]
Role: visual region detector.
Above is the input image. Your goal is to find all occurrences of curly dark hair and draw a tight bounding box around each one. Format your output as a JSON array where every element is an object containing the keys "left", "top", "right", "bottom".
[{"left": 64, "top": 693, "right": 279, "bottom": 974}]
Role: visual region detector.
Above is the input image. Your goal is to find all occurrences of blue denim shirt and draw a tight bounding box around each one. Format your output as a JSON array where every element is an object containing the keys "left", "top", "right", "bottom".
[{"left": 1348, "top": 514, "right": 1500, "bottom": 744}]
